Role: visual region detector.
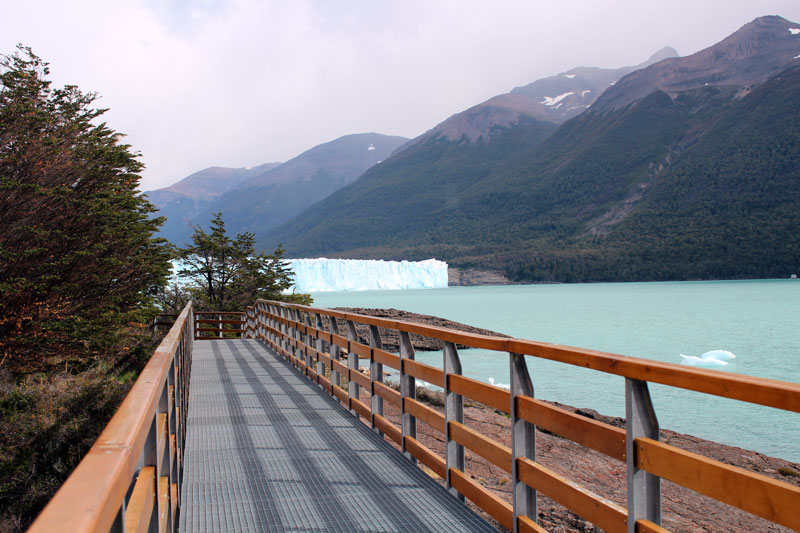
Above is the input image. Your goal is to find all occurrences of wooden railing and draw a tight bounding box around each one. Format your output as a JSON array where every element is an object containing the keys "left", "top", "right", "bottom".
[
  {"left": 244, "top": 299, "right": 800, "bottom": 533},
  {"left": 194, "top": 310, "right": 244, "bottom": 339},
  {"left": 29, "top": 302, "right": 195, "bottom": 533}
]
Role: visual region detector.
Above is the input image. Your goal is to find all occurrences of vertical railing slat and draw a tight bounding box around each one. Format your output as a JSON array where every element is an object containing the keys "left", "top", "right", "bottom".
[
  {"left": 510, "top": 352, "right": 536, "bottom": 532},
  {"left": 626, "top": 378, "right": 661, "bottom": 532},
  {"left": 369, "top": 325, "right": 384, "bottom": 435},
  {"left": 400, "top": 331, "right": 417, "bottom": 462},
  {"left": 444, "top": 341, "right": 465, "bottom": 501}
]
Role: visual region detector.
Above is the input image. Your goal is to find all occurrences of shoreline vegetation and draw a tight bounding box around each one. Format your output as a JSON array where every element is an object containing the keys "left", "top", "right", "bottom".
[{"left": 337, "top": 307, "right": 800, "bottom": 532}]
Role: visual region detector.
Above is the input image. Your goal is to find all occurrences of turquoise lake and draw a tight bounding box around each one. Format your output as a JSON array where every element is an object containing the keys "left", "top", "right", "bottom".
[{"left": 311, "top": 280, "right": 800, "bottom": 462}]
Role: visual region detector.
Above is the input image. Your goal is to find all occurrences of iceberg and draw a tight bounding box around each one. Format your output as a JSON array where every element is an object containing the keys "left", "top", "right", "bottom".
[
  {"left": 286, "top": 258, "right": 448, "bottom": 292},
  {"left": 679, "top": 350, "right": 736, "bottom": 368}
]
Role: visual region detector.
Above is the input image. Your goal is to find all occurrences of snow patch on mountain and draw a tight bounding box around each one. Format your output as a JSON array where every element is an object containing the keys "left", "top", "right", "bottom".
[{"left": 541, "top": 92, "right": 575, "bottom": 107}]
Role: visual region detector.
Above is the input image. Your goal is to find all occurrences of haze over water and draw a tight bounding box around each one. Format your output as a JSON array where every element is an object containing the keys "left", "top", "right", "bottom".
[{"left": 312, "top": 279, "right": 800, "bottom": 462}]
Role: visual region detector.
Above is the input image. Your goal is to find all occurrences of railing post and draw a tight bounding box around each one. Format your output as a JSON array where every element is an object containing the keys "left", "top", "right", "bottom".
[
  {"left": 369, "top": 325, "right": 384, "bottom": 435},
  {"left": 399, "top": 331, "right": 417, "bottom": 462},
  {"left": 510, "top": 352, "right": 536, "bottom": 532},
  {"left": 443, "top": 341, "right": 465, "bottom": 502},
  {"left": 218, "top": 313, "right": 222, "bottom": 338},
  {"left": 315, "top": 313, "right": 325, "bottom": 379},
  {"left": 626, "top": 378, "right": 661, "bottom": 532},
  {"left": 328, "top": 316, "right": 342, "bottom": 391},
  {"left": 346, "top": 320, "right": 359, "bottom": 417}
]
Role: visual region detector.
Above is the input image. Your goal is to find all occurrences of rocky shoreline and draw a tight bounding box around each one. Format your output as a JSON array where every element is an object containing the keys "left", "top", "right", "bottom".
[{"left": 336, "top": 307, "right": 800, "bottom": 532}]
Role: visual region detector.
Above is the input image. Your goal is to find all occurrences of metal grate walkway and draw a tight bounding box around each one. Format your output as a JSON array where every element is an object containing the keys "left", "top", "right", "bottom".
[{"left": 180, "top": 339, "right": 497, "bottom": 532}]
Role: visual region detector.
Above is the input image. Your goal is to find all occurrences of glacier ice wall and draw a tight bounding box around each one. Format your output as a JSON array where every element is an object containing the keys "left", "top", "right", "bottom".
[{"left": 286, "top": 258, "right": 448, "bottom": 292}]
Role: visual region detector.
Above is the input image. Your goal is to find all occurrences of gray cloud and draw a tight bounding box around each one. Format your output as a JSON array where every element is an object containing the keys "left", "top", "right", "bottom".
[{"left": 2, "top": 0, "right": 799, "bottom": 190}]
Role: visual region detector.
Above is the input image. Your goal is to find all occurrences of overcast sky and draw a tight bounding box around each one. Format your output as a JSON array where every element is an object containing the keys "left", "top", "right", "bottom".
[{"left": 3, "top": 1, "right": 800, "bottom": 191}]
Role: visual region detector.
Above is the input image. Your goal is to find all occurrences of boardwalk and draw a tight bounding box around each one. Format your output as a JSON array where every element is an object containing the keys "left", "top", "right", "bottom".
[{"left": 180, "top": 339, "right": 496, "bottom": 532}]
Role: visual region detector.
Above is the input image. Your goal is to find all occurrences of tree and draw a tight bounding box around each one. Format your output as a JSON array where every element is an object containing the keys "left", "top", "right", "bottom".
[
  {"left": 177, "top": 213, "right": 309, "bottom": 310},
  {"left": 0, "top": 46, "right": 172, "bottom": 370}
]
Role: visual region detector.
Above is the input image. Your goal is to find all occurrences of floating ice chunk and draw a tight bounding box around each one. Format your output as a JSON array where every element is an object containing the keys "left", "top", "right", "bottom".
[
  {"left": 789, "top": 28, "right": 800, "bottom": 35},
  {"left": 488, "top": 377, "right": 510, "bottom": 390},
  {"left": 541, "top": 92, "right": 574, "bottom": 106},
  {"left": 700, "top": 350, "right": 735, "bottom": 362},
  {"left": 679, "top": 354, "right": 729, "bottom": 368}
]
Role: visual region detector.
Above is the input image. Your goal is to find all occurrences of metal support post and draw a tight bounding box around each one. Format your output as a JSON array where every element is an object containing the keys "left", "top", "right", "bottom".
[
  {"left": 315, "top": 313, "right": 325, "bottom": 379},
  {"left": 346, "top": 320, "right": 359, "bottom": 416},
  {"left": 444, "top": 341, "right": 465, "bottom": 501},
  {"left": 626, "top": 378, "right": 661, "bottom": 532},
  {"left": 329, "top": 317, "right": 342, "bottom": 390},
  {"left": 510, "top": 352, "right": 536, "bottom": 532},
  {"left": 369, "top": 325, "right": 384, "bottom": 435},
  {"left": 399, "top": 331, "right": 416, "bottom": 462}
]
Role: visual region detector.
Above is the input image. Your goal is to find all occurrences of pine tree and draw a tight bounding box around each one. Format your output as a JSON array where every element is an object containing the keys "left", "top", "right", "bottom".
[
  {"left": 0, "top": 46, "right": 172, "bottom": 370},
  {"left": 177, "top": 213, "right": 307, "bottom": 310}
]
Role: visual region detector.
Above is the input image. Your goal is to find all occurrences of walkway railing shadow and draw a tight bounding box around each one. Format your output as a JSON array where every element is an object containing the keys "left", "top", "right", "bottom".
[{"left": 245, "top": 299, "right": 800, "bottom": 533}]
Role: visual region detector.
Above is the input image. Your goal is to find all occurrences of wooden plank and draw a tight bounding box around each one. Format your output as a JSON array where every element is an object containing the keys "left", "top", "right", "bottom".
[
  {"left": 349, "top": 368, "right": 371, "bottom": 389},
  {"left": 194, "top": 311, "right": 242, "bottom": 316},
  {"left": 195, "top": 327, "right": 243, "bottom": 334},
  {"left": 508, "top": 339, "right": 800, "bottom": 413},
  {"left": 636, "top": 520, "right": 669, "bottom": 533},
  {"left": 332, "top": 384, "right": 348, "bottom": 403},
  {"left": 404, "top": 436, "right": 446, "bottom": 478},
  {"left": 318, "top": 352, "right": 331, "bottom": 367},
  {"left": 372, "top": 348, "right": 401, "bottom": 370},
  {"left": 635, "top": 437, "right": 800, "bottom": 530},
  {"left": 403, "top": 397, "right": 445, "bottom": 433},
  {"left": 403, "top": 359, "right": 445, "bottom": 388},
  {"left": 517, "top": 396, "right": 626, "bottom": 462},
  {"left": 517, "top": 457, "right": 627, "bottom": 533},
  {"left": 124, "top": 467, "right": 155, "bottom": 533},
  {"left": 350, "top": 340, "right": 370, "bottom": 359},
  {"left": 351, "top": 397, "right": 371, "bottom": 419},
  {"left": 331, "top": 359, "right": 348, "bottom": 377},
  {"left": 195, "top": 319, "right": 244, "bottom": 325},
  {"left": 449, "top": 467, "right": 513, "bottom": 530},
  {"left": 518, "top": 516, "right": 549, "bottom": 533},
  {"left": 170, "top": 482, "right": 178, "bottom": 528},
  {"left": 307, "top": 367, "right": 318, "bottom": 382},
  {"left": 448, "top": 421, "right": 511, "bottom": 473},
  {"left": 449, "top": 374, "right": 510, "bottom": 413},
  {"left": 316, "top": 330, "right": 332, "bottom": 343},
  {"left": 158, "top": 476, "right": 169, "bottom": 533},
  {"left": 306, "top": 346, "right": 318, "bottom": 360},
  {"left": 397, "top": 321, "right": 509, "bottom": 351},
  {"left": 373, "top": 381, "right": 401, "bottom": 407},
  {"left": 318, "top": 375, "right": 332, "bottom": 393},
  {"left": 331, "top": 333, "right": 348, "bottom": 350},
  {"left": 373, "top": 414, "right": 402, "bottom": 444}
]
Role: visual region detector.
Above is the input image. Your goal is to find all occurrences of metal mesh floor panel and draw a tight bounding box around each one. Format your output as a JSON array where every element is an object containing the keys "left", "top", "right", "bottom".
[{"left": 180, "top": 339, "right": 497, "bottom": 532}]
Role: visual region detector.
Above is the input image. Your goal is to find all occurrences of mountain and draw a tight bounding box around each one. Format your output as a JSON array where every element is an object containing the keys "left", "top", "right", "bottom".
[
  {"left": 592, "top": 15, "right": 800, "bottom": 112},
  {"left": 148, "top": 133, "right": 407, "bottom": 246},
  {"left": 146, "top": 163, "right": 280, "bottom": 246},
  {"left": 263, "top": 16, "right": 800, "bottom": 282},
  {"left": 409, "top": 46, "right": 677, "bottom": 147}
]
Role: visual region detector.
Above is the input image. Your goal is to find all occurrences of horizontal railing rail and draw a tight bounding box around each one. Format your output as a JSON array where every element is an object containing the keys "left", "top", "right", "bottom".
[
  {"left": 29, "top": 302, "right": 195, "bottom": 533},
  {"left": 244, "top": 299, "right": 800, "bottom": 533},
  {"left": 194, "top": 310, "right": 244, "bottom": 339}
]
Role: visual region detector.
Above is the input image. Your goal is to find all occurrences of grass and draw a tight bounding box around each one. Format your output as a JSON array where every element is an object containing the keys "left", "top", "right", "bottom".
[{"left": 0, "top": 333, "right": 160, "bottom": 532}]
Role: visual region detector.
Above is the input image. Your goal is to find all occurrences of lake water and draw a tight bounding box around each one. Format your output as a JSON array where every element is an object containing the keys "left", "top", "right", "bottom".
[{"left": 311, "top": 280, "right": 800, "bottom": 462}]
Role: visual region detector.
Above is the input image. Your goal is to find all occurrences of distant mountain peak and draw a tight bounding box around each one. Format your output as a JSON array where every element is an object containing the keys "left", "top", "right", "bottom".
[
  {"left": 410, "top": 47, "right": 678, "bottom": 147},
  {"left": 591, "top": 15, "right": 800, "bottom": 112}
]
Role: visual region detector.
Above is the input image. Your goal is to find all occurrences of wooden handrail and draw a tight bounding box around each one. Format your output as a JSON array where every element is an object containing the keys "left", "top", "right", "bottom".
[
  {"left": 29, "top": 302, "right": 194, "bottom": 533},
  {"left": 245, "top": 298, "right": 800, "bottom": 533}
]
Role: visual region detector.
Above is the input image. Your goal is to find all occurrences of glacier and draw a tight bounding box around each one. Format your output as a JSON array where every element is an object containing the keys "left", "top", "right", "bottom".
[{"left": 286, "top": 258, "right": 448, "bottom": 292}]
